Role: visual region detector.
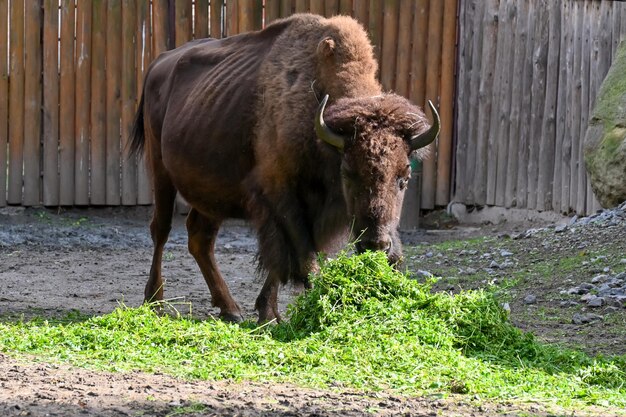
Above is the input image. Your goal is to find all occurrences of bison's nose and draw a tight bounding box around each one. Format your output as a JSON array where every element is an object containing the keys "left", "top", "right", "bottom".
[{"left": 357, "top": 237, "right": 392, "bottom": 254}]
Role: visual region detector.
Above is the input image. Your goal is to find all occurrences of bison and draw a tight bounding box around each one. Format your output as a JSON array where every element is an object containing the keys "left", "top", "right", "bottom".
[{"left": 129, "top": 13, "right": 439, "bottom": 323}]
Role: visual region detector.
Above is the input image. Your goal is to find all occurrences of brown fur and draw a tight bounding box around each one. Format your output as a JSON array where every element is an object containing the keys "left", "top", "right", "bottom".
[{"left": 129, "top": 14, "right": 436, "bottom": 323}]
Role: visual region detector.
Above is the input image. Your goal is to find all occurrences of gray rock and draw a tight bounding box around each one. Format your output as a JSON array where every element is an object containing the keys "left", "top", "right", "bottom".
[
  {"left": 489, "top": 260, "right": 501, "bottom": 269},
  {"left": 597, "top": 284, "right": 612, "bottom": 295},
  {"left": 500, "top": 250, "right": 513, "bottom": 257},
  {"left": 572, "top": 313, "right": 603, "bottom": 324},
  {"left": 587, "top": 297, "right": 606, "bottom": 307},
  {"left": 591, "top": 274, "right": 609, "bottom": 284},
  {"left": 416, "top": 270, "right": 433, "bottom": 279},
  {"left": 607, "top": 295, "right": 626, "bottom": 308},
  {"left": 523, "top": 294, "right": 537, "bottom": 305},
  {"left": 554, "top": 224, "right": 568, "bottom": 233},
  {"left": 568, "top": 283, "right": 595, "bottom": 295},
  {"left": 580, "top": 293, "right": 597, "bottom": 302}
]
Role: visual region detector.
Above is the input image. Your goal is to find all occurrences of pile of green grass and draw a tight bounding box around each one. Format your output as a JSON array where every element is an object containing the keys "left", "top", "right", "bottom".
[{"left": 1, "top": 251, "right": 625, "bottom": 409}]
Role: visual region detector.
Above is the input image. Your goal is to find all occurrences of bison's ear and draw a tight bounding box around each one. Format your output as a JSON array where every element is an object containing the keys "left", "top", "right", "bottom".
[{"left": 317, "top": 37, "right": 336, "bottom": 58}]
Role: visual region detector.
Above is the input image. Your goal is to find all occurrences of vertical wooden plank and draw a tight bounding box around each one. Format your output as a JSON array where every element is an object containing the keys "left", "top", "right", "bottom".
[
  {"left": 394, "top": 0, "right": 413, "bottom": 96},
  {"left": 592, "top": 2, "right": 612, "bottom": 120},
  {"left": 611, "top": 1, "right": 622, "bottom": 58},
  {"left": 42, "top": 0, "right": 58, "bottom": 206},
  {"left": 526, "top": 0, "right": 549, "bottom": 210},
  {"left": 576, "top": 1, "right": 592, "bottom": 214},
  {"left": 253, "top": 0, "right": 263, "bottom": 30},
  {"left": 90, "top": 0, "right": 107, "bottom": 205},
  {"left": 75, "top": 0, "right": 92, "bottom": 205},
  {"left": 353, "top": 0, "right": 368, "bottom": 27},
  {"left": 486, "top": 0, "right": 510, "bottom": 206},
  {"left": 121, "top": 0, "right": 137, "bottom": 205},
  {"left": 589, "top": 0, "right": 612, "bottom": 212},
  {"left": 175, "top": 0, "right": 192, "bottom": 46},
  {"left": 153, "top": 0, "right": 171, "bottom": 54},
  {"left": 620, "top": 2, "right": 626, "bottom": 44},
  {"left": 195, "top": 0, "right": 209, "bottom": 38},
  {"left": 295, "top": 0, "right": 309, "bottom": 13},
  {"left": 470, "top": 0, "right": 498, "bottom": 206},
  {"left": 568, "top": 0, "right": 583, "bottom": 212},
  {"left": 23, "top": 0, "right": 42, "bottom": 206},
  {"left": 536, "top": 1, "right": 560, "bottom": 211},
  {"left": 515, "top": 0, "right": 537, "bottom": 209},
  {"left": 435, "top": 0, "right": 457, "bottom": 206},
  {"left": 8, "top": 0, "right": 25, "bottom": 204},
  {"left": 398, "top": 1, "right": 417, "bottom": 229},
  {"left": 339, "top": 0, "right": 352, "bottom": 15},
  {"left": 420, "top": 0, "right": 444, "bottom": 209},
  {"left": 621, "top": 2, "right": 626, "bottom": 45},
  {"left": 560, "top": 0, "right": 575, "bottom": 213},
  {"left": 380, "top": 0, "right": 399, "bottom": 91},
  {"left": 59, "top": 0, "right": 75, "bottom": 205},
  {"left": 226, "top": 0, "right": 238, "bottom": 35},
  {"left": 504, "top": 0, "right": 529, "bottom": 208},
  {"left": 368, "top": 0, "right": 383, "bottom": 64},
  {"left": 280, "top": 0, "right": 294, "bottom": 18},
  {"left": 453, "top": 0, "right": 472, "bottom": 203},
  {"left": 210, "top": 0, "right": 224, "bottom": 38},
  {"left": 494, "top": 0, "right": 518, "bottom": 206},
  {"left": 553, "top": 0, "right": 569, "bottom": 213},
  {"left": 137, "top": 0, "right": 152, "bottom": 204},
  {"left": 409, "top": 0, "right": 429, "bottom": 119},
  {"left": 310, "top": 0, "right": 324, "bottom": 15},
  {"left": 238, "top": 0, "right": 256, "bottom": 32},
  {"left": 325, "top": 0, "right": 339, "bottom": 16},
  {"left": 106, "top": 1, "right": 122, "bottom": 205},
  {"left": 0, "top": 0, "right": 7, "bottom": 206},
  {"left": 266, "top": 0, "right": 281, "bottom": 25},
  {"left": 460, "top": 0, "right": 485, "bottom": 205}
]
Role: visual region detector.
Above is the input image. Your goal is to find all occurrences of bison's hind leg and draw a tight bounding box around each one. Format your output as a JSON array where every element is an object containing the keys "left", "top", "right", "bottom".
[
  {"left": 186, "top": 209, "right": 243, "bottom": 323},
  {"left": 144, "top": 162, "right": 178, "bottom": 304}
]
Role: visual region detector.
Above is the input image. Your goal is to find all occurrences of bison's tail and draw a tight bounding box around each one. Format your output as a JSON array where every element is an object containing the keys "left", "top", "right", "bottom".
[{"left": 127, "top": 90, "right": 146, "bottom": 158}]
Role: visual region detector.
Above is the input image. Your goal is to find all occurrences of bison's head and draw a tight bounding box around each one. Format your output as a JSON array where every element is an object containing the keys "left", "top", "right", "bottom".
[{"left": 316, "top": 94, "right": 439, "bottom": 264}]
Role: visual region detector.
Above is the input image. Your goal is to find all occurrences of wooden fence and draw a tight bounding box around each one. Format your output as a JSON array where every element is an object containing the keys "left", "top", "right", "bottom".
[
  {"left": 455, "top": 0, "right": 626, "bottom": 215},
  {"left": 0, "top": 0, "right": 456, "bottom": 224}
]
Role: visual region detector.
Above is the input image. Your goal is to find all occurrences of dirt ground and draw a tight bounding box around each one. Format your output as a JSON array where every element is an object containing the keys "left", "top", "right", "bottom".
[{"left": 0, "top": 206, "right": 621, "bottom": 416}]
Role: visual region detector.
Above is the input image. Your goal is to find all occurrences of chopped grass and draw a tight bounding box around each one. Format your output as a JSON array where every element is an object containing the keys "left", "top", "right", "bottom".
[{"left": 1, "top": 251, "right": 625, "bottom": 411}]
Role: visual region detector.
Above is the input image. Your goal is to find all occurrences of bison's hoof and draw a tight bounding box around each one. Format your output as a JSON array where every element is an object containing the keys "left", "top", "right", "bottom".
[
  {"left": 257, "top": 311, "right": 281, "bottom": 325},
  {"left": 219, "top": 311, "right": 244, "bottom": 323}
]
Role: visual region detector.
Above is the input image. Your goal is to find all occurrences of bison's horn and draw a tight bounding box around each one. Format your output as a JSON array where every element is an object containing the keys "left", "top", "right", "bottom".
[
  {"left": 315, "top": 94, "right": 346, "bottom": 150},
  {"left": 410, "top": 100, "right": 440, "bottom": 150}
]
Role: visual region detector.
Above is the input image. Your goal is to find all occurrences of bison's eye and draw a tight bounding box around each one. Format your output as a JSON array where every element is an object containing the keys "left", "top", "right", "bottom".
[{"left": 397, "top": 176, "right": 409, "bottom": 190}]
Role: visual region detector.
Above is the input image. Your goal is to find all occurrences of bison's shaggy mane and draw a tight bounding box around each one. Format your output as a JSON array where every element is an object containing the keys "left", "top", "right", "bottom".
[{"left": 324, "top": 94, "right": 432, "bottom": 161}]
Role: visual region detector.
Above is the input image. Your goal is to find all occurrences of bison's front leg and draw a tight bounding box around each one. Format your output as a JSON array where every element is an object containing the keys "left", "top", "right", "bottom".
[
  {"left": 251, "top": 190, "right": 318, "bottom": 324},
  {"left": 255, "top": 273, "right": 282, "bottom": 323}
]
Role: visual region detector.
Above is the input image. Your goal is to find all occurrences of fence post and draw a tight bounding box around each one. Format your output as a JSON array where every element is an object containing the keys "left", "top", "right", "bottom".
[{"left": 8, "top": 0, "right": 24, "bottom": 204}]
